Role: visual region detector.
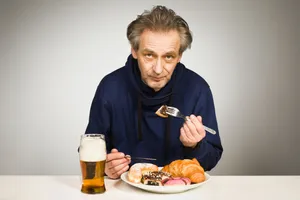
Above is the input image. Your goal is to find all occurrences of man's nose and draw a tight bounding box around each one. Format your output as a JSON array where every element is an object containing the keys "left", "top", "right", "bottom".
[{"left": 153, "top": 59, "right": 163, "bottom": 74}]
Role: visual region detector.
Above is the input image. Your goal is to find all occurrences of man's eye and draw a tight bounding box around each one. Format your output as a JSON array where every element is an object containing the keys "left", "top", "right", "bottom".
[
  {"left": 145, "top": 54, "right": 153, "bottom": 58},
  {"left": 166, "top": 55, "right": 174, "bottom": 60}
]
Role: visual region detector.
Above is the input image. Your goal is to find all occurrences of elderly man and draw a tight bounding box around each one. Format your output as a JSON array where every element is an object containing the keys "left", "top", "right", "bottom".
[{"left": 85, "top": 5, "right": 223, "bottom": 179}]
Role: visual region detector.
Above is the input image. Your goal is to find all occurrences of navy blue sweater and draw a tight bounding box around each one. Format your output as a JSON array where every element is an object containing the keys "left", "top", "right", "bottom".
[{"left": 85, "top": 55, "right": 223, "bottom": 171}]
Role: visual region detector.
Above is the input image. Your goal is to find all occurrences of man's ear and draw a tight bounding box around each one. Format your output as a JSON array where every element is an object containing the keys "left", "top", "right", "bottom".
[
  {"left": 177, "top": 53, "right": 182, "bottom": 63},
  {"left": 131, "top": 47, "right": 138, "bottom": 59}
]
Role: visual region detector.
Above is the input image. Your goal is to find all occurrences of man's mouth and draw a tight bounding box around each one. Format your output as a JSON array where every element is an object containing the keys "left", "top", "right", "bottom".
[{"left": 151, "top": 77, "right": 163, "bottom": 82}]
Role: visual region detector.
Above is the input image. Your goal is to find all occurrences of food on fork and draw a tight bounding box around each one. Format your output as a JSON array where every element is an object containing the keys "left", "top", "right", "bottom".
[
  {"left": 141, "top": 171, "right": 171, "bottom": 186},
  {"left": 128, "top": 163, "right": 159, "bottom": 183},
  {"left": 155, "top": 105, "right": 168, "bottom": 118},
  {"left": 161, "top": 158, "right": 205, "bottom": 183}
]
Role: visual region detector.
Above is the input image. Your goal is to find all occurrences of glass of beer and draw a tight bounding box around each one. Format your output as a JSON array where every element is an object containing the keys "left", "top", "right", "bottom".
[{"left": 79, "top": 134, "right": 106, "bottom": 194}]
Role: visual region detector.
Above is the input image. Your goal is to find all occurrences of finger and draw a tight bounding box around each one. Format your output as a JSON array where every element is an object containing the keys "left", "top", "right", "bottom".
[
  {"left": 185, "top": 117, "right": 199, "bottom": 138},
  {"left": 185, "top": 122, "right": 203, "bottom": 145},
  {"left": 120, "top": 165, "right": 130, "bottom": 176},
  {"left": 191, "top": 115, "right": 205, "bottom": 135},
  {"left": 190, "top": 115, "right": 203, "bottom": 134},
  {"left": 190, "top": 115, "right": 202, "bottom": 130},
  {"left": 107, "top": 169, "right": 120, "bottom": 179},
  {"left": 105, "top": 162, "right": 117, "bottom": 179},
  {"left": 112, "top": 163, "right": 130, "bottom": 177},
  {"left": 125, "top": 155, "right": 132, "bottom": 164},
  {"left": 107, "top": 157, "right": 128, "bottom": 170},
  {"left": 196, "top": 116, "right": 205, "bottom": 133},
  {"left": 111, "top": 161, "right": 128, "bottom": 172},
  {"left": 106, "top": 151, "right": 125, "bottom": 162},
  {"left": 106, "top": 148, "right": 119, "bottom": 162},
  {"left": 183, "top": 124, "right": 194, "bottom": 141},
  {"left": 188, "top": 115, "right": 205, "bottom": 139},
  {"left": 111, "top": 148, "right": 119, "bottom": 153},
  {"left": 197, "top": 116, "right": 202, "bottom": 123},
  {"left": 108, "top": 174, "right": 119, "bottom": 179},
  {"left": 180, "top": 127, "right": 196, "bottom": 148},
  {"left": 180, "top": 127, "right": 191, "bottom": 142}
]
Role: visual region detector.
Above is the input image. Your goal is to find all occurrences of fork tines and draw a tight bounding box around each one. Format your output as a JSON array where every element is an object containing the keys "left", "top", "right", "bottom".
[{"left": 166, "top": 106, "right": 176, "bottom": 113}]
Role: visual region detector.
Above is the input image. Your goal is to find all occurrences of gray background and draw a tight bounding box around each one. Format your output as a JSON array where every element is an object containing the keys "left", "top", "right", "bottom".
[{"left": 0, "top": 0, "right": 299, "bottom": 175}]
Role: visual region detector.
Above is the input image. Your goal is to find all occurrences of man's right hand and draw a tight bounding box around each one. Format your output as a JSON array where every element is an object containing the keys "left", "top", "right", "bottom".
[{"left": 105, "top": 148, "right": 131, "bottom": 179}]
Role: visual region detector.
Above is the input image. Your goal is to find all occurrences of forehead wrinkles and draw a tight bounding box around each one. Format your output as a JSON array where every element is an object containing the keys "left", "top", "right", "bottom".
[{"left": 139, "top": 30, "right": 180, "bottom": 55}]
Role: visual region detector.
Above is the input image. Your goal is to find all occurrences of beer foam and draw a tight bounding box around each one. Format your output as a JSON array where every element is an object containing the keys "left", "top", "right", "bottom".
[{"left": 79, "top": 137, "right": 106, "bottom": 161}]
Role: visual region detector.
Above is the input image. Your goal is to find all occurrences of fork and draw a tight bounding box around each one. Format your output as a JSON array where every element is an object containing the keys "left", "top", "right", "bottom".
[
  {"left": 166, "top": 106, "right": 217, "bottom": 135},
  {"left": 124, "top": 155, "right": 157, "bottom": 161}
]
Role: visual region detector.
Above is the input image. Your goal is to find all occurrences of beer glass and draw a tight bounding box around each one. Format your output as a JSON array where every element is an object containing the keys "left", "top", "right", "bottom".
[{"left": 79, "top": 134, "right": 106, "bottom": 194}]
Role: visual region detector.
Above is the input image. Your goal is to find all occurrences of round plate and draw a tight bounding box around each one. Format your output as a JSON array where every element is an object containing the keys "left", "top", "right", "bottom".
[{"left": 120, "top": 171, "right": 210, "bottom": 194}]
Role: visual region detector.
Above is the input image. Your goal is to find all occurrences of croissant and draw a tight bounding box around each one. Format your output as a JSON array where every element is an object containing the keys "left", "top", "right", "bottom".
[{"left": 161, "top": 158, "right": 205, "bottom": 183}]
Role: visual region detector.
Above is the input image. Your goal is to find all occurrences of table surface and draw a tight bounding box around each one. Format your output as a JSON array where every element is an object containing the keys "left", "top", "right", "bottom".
[{"left": 0, "top": 175, "right": 299, "bottom": 200}]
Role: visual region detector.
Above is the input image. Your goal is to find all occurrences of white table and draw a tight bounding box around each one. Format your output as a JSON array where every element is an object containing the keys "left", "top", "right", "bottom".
[{"left": 0, "top": 175, "right": 299, "bottom": 200}]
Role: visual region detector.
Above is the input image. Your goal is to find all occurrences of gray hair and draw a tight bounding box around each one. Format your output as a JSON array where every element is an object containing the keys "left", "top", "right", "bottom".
[{"left": 126, "top": 5, "right": 193, "bottom": 54}]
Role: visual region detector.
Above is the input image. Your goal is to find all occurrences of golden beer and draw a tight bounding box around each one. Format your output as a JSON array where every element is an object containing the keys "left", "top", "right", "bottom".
[{"left": 79, "top": 134, "right": 106, "bottom": 194}]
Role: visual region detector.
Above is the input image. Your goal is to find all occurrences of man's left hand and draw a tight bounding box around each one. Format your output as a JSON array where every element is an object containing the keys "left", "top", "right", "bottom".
[{"left": 179, "top": 115, "right": 206, "bottom": 148}]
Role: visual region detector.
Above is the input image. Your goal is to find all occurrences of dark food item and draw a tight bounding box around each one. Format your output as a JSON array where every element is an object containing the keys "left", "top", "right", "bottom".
[
  {"left": 155, "top": 105, "right": 168, "bottom": 118},
  {"left": 141, "top": 171, "right": 171, "bottom": 186}
]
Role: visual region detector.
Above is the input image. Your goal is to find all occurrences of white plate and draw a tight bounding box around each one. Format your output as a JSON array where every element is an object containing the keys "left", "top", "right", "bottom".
[{"left": 120, "top": 171, "right": 210, "bottom": 194}]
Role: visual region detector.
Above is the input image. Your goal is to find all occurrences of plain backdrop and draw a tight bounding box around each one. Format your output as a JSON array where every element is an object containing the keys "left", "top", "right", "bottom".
[{"left": 0, "top": 0, "right": 299, "bottom": 175}]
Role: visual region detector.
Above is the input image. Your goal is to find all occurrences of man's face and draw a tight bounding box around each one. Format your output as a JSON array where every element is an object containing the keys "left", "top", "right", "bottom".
[{"left": 131, "top": 29, "right": 182, "bottom": 92}]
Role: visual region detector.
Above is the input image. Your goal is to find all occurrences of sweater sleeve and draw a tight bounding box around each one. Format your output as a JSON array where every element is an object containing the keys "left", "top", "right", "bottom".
[
  {"left": 85, "top": 80, "right": 112, "bottom": 152},
  {"left": 183, "top": 86, "right": 223, "bottom": 171}
]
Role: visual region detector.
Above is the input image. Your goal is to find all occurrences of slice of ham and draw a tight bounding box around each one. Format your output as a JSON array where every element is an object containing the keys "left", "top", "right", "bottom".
[{"left": 162, "top": 177, "right": 191, "bottom": 186}]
